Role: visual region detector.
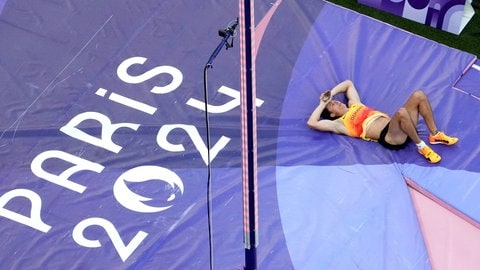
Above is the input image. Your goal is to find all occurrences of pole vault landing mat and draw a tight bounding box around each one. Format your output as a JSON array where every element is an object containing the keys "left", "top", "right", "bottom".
[{"left": 0, "top": 1, "right": 478, "bottom": 269}]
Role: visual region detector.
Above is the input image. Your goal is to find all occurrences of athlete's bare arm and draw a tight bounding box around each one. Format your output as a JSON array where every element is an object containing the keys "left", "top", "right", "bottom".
[{"left": 330, "top": 80, "right": 361, "bottom": 106}]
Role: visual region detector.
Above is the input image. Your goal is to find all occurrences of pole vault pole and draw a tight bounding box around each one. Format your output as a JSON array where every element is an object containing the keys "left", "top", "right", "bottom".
[{"left": 239, "top": 1, "right": 258, "bottom": 269}]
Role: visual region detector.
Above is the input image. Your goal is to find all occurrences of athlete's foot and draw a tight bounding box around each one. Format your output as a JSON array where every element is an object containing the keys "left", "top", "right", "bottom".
[
  {"left": 429, "top": 131, "right": 458, "bottom": 145},
  {"left": 418, "top": 145, "right": 441, "bottom": 163}
]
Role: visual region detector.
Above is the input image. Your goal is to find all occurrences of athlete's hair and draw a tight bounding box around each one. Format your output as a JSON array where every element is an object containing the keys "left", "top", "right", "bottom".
[{"left": 321, "top": 106, "right": 340, "bottom": 120}]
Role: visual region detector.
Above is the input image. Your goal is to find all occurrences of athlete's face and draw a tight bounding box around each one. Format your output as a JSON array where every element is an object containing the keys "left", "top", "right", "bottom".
[{"left": 326, "top": 100, "right": 347, "bottom": 117}]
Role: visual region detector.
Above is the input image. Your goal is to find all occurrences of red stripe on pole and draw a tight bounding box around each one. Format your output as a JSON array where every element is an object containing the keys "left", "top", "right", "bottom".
[{"left": 239, "top": 0, "right": 258, "bottom": 255}]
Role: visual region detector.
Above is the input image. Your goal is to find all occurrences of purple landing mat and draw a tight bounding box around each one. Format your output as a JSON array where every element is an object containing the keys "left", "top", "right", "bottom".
[
  {"left": 270, "top": 2, "right": 477, "bottom": 269},
  {"left": 455, "top": 59, "right": 480, "bottom": 98},
  {"left": 0, "top": 0, "right": 5, "bottom": 14},
  {"left": 0, "top": 0, "right": 478, "bottom": 269}
]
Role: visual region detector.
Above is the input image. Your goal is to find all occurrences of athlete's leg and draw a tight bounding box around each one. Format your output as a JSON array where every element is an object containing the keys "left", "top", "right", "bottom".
[
  {"left": 402, "top": 90, "right": 438, "bottom": 135},
  {"left": 403, "top": 90, "right": 458, "bottom": 145},
  {"left": 384, "top": 90, "right": 436, "bottom": 144},
  {"left": 385, "top": 107, "right": 421, "bottom": 144},
  {"left": 386, "top": 108, "right": 441, "bottom": 163}
]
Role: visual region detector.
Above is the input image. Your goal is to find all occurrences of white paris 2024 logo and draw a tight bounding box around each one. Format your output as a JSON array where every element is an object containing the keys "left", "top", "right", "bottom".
[{"left": 0, "top": 56, "right": 264, "bottom": 262}]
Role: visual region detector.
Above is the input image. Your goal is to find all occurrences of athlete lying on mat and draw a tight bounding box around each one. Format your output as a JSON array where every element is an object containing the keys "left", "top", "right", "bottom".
[{"left": 307, "top": 80, "right": 458, "bottom": 163}]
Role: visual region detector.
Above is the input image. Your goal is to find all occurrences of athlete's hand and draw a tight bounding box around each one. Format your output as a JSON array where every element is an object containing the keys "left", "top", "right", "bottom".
[{"left": 320, "top": 90, "right": 332, "bottom": 104}]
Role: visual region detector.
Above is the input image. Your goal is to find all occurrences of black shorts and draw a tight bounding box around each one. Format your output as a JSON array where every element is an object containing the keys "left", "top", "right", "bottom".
[{"left": 377, "top": 122, "right": 410, "bottom": 150}]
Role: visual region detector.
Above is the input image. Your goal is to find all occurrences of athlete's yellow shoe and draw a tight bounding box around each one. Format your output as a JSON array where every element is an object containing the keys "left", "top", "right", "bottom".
[
  {"left": 418, "top": 145, "right": 441, "bottom": 163},
  {"left": 429, "top": 131, "right": 458, "bottom": 145}
]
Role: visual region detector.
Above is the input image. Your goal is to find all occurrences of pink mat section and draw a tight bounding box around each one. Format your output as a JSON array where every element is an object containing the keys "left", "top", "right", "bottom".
[{"left": 408, "top": 182, "right": 480, "bottom": 270}]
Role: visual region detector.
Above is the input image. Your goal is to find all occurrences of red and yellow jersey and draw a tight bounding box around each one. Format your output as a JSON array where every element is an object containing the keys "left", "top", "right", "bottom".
[{"left": 341, "top": 103, "right": 389, "bottom": 140}]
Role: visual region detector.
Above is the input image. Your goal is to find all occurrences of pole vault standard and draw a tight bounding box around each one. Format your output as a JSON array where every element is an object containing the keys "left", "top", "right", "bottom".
[{"left": 239, "top": 1, "right": 258, "bottom": 269}]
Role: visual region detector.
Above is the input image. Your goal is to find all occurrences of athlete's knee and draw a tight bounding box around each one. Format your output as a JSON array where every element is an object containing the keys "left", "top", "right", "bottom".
[
  {"left": 411, "top": 90, "right": 427, "bottom": 101},
  {"left": 395, "top": 107, "right": 410, "bottom": 120}
]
